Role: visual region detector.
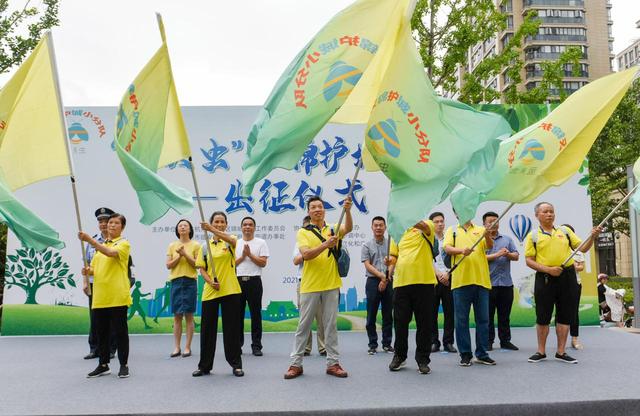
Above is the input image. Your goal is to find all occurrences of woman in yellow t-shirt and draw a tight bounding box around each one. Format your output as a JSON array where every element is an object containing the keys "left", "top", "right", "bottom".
[
  {"left": 78, "top": 213, "right": 132, "bottom": 379},
  {"left": 166, "top": 219, "right": 201, "bottom": 358},
  {"left": 191, "top": 211, "right": 244, "bottom": 378}
]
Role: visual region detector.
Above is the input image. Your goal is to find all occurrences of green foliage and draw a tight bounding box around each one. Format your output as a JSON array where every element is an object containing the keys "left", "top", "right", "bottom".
[
  {"left": 0, "top": 0, "right": 59, "bottom": 74},
  {"left": 587, "top": 80, "right": 640, "bottom": 237},
  {"left": 411, "top": 1, "right": 585, "bottom": 104},
  {"left": 4, "top": 247, "right": 75, "bottom": 304}
]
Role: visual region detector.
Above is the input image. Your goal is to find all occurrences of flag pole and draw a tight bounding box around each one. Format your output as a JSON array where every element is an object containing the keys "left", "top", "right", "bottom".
[
  {"left": 561, "top": 183, "right": 640, "bottom": 267},
  {"left": 335, "top": 160, "right": 362, "bottom": 233},
  {"left": 45, "top": 31, "right": 91, "bottom": 294},
  {"left": 155, "top": 13, "right": 217, "bottom": 282},
  {"left": 449, "top": 202, "right": 516, "bottom": 273}
]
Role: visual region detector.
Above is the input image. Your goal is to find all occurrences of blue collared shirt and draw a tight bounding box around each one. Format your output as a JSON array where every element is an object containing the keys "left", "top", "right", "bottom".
[
  {"left": 486, "top": 233, "right": 518, "bottom": 287},
  {"left": 85, "top": 233, "right": 106, "bottom": 283}
]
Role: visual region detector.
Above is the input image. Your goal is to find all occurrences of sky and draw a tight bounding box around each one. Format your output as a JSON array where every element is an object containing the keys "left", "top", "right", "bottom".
[{"left": 21, "top": 0, "right": 640, "bottom": 106}]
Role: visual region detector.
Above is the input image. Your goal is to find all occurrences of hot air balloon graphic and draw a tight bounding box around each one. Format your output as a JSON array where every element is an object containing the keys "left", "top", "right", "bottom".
[
  {"left": 517, "top": 139, "right": 545, "bottom": 165},
  {"left": 509, "top": 214, "right": 532, "bottom": 245},
  {"left": 68, "top": 122, "right": 89, "bottom": 144},
  {"left": 323, "top": 61, "right": 362, "bottom": 102},
  {"left": 367, "top": 119, "right": 400, "bottom": 158}
]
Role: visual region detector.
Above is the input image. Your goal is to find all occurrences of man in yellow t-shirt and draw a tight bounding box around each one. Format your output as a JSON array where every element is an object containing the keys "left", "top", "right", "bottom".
[
  {"left": 524, "top": 202, "right": 601, "bottom": 365},
  {"left": 443, "top": 214, "right": 494, "bottom": 367},
  {"left": 284, "top": 195, "right": 353, "bottom": 380},
  {"left": 388, "top": 219, "right": 437, "bottom": 375}
]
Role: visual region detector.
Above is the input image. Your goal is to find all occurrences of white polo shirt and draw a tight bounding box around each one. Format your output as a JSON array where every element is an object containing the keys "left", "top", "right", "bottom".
[{"left": 235, "top": 237, "right": 270, "bottom": 277}]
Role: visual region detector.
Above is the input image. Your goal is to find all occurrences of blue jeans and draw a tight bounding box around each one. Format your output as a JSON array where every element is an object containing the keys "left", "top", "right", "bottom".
[{"left": 452, "top": 285, "right": 490, "bottom": 359}]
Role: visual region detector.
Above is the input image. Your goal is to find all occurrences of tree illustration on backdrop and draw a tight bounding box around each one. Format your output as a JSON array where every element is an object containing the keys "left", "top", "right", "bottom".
[{"left": 4, "top": 247, "right": 75, "bottom": 304}]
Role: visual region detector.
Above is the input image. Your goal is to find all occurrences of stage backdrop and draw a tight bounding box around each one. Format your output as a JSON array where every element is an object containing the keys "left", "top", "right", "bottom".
[{"left": 0, "top": 106, "right": 598, "bottom": 335}]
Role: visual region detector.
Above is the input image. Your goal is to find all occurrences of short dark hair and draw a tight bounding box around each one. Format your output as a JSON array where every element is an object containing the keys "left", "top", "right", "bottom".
[
  {"left": 174, "top": 219, "right": 194, "bottom": 239},
  {"left": 302, "top": 215, "right": 311, "bottom": 226},
  {"left": 372, "top": 216, "right": 386, "bottom": 224},
  {"left": 306, "top": 196, "right": 324, "bottom": 210},
  {"left": 429, "top": 212, "right": 444, "bottom": 221},
  {"left": 209, "top": 211, "right": 227, "bottom": 224},
  {"left": 561, "top": 223, "right": 575, "bottom": 232},
  {"left": 108, "top": 213, "right": 126, "bottom": 228},
  {"left": 482, "top": 211, "right": 499, "bottom": 223},
  {"left": 241, "top": 216, "right": 256, "bottom": 227},
  {"left": 534, "top": 201, "right": 553, "bottom": 214}
]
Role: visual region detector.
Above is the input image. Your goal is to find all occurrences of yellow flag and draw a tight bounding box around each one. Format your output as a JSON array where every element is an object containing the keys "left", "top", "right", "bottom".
[{"left": 0, "top": 32, "right": 70, "bottom": 190}]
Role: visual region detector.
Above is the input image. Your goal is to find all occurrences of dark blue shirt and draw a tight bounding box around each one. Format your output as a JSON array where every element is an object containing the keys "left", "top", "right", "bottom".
[{"left": 486, "top": 233, "right": 518, "bottom": 287}]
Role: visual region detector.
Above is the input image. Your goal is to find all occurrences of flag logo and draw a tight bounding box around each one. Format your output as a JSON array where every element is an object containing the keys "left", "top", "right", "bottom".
[
  {"left": 68, "top": 122, "right": 89, "bottom": 144},
  {"left": 517, "top": 139, "right": 545, "bottom": 165},
  {"left": 323, "top": 61, "right": 363, "bottom": 102},
  {"left": 367, "top": 118, "right": 400, "bottom": 158}
]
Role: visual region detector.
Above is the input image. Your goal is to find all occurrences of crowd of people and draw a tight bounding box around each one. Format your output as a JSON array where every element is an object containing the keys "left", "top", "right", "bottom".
[{"left": 77, "top": 198, "right": 602, "bottom": 379}]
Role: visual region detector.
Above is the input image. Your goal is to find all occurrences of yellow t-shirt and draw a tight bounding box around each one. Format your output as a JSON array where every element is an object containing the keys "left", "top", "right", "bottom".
[
  {"left": 393, "top": 220, "right": 437, "bottom": 288},
  {"left": 524, "top": 226, "right": 582, "bottom": 267},
  {"left": 167, "top": 240, "right": 202, "bottom": 280},
  {"left": 196, "top": 236, "right": 241, "bottom": 301},
  {"left": 443, "top": 224, "right": 491, "bottom": 290},
  {"left": 90, "top": 237, "right": 132, "bottom": 309},
  {"left": 297, "top": 223, "right": 343, "bottom": 294}
]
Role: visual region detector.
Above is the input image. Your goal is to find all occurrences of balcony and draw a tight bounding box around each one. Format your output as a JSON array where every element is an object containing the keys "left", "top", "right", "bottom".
[
  {"left": 524, "top": 0, "right": 584, "bottom": 7},
  {"left": 525, "top": 51, "right": 588, "bottom": 60},
  {"left": 526, "top": 34, "right": 587, "bottom": 42},
  {"left": 538, "top": 16, "right": 585, "bottom": 25},
  {"left": 526, "top": 70, "right": 589, "bottom": 79}
]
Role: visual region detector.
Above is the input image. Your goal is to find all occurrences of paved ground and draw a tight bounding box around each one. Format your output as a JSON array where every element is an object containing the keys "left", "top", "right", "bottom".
[{"left": 1, "top": 327, "right": 639, "bottom": 415}]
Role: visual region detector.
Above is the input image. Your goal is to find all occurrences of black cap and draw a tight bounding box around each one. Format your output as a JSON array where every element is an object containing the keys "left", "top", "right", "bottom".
[{"left": 95, "top": 207, "right": 115, "bottom": 220}]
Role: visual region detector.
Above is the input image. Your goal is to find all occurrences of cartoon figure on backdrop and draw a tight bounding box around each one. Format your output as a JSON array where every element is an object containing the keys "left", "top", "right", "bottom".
[
  {"left": 128, "top": 281, "right": 152, "bottom": 330},
  {"left": 153, "top": 281, "right": 171, "bottom": 323}
]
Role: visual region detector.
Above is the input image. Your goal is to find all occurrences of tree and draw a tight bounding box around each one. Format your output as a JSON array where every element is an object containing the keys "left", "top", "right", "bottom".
[
  {"left": 587, "top": 80, "right": 640, "bottom": 237},
  {"left": 4, "top": 247, "right": 75, "bottom": 304},
  {"left": 410, "top": 0, "right": 582, "bottom": 104}
]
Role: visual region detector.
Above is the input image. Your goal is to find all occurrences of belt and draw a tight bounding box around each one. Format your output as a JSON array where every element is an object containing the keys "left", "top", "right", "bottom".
[{"left": 238, "top": 275, "right": 260, "bottom": 282}]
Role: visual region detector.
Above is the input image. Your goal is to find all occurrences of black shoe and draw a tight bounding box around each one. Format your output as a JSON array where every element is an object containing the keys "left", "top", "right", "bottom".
[
  {"left": 388, "top": 355, "right": 406, "bottom": 371},
  {"left": 382, "top": 345, "right": 395, "bottom": 353},
  {"left": 528, "top": 352, "right": 547, "bottom": 363},
  {"left": 303, "top": 351, "right": 311, "bottom": 356},
  {"left": 501, "top": 341, "right": 519, "bottom": 351},
  {"left": 87, "top": 365, "right": 110, "bottom": 378},
  {"left": 417, "top": 362, "right": 431, "bottom": 374},
  {"left": 487, "top": 344, "right": 493, "bottom": 351},
  {"left": 118, "top": 365, "right": 130, "bottom": 378},
  {"left": 170, "top": 350, "right": 181, "bottom": 358},
  {"left": 192, "top": 369, "right": 211, "bottom": 377},
  {"left": 474, "top": 356, "right": 496, "bottom": 366},
  {"left": 555, "top": 352, "right": 578, "bottom": 364},
  {"left": 233, "top": 368, "right": 245, "bottom": 377},
  {"left": 431, "top": 343, "right": 440, "bottom": 353},
  {"left": 252, "top": 349, "right": 263, "bottom": 357},
  {"left": 459, "top": 356, "right": 472, "bottom": 367},
  {"left": 367, "top": 347, "right": 377, "bottom": 355},
  {"left": 83, "top": 352, "right": 98, "bottom": 360},
  {"left": 443, "top": 344, "right": 457, "bottom": 353},
  {"left": 319, "top": 350, "right": 327, "bottom": 356}
]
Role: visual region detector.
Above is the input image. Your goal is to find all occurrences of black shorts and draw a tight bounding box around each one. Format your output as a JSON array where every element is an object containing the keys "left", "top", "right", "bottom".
[{"left": 534, "top": 267, "right": 579, "bottom": 326}]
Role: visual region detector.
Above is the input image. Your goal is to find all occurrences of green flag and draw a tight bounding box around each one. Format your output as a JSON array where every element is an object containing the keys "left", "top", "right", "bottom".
[
  {"left": 0, "top": 178, "right": 64, "bottom": 251},
  {"left": 242, "top": 0, "right": 413, "bottom": 195},
  {"left": 114, "top": 16, "right": 193, "bottom": 224},
  {"left": 452, "top": 68, "right": 639, "bottom": 223},
  {"left": 364, "top": 22, "right": 512, "bottom": 240}
]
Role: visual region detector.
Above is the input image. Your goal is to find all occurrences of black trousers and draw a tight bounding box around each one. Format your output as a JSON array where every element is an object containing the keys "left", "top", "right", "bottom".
[
  {"left": 198, "top": 294, "right": 243, "bottom": 372},
  {"left": 365, "top": 277, "right": 393, "bottom": 349},
  {"left": 570, "top": 284, "right": 582, "bottom": 337},
  {"left": 93, "top": 306, "right": 129, "bottom": 366},
  {"left": 393, "top": 284, "right": 434, "bottom": 364},
  {"left": 238, "top": 277, "right": 263, "bottom": 351},
  {"left": 431, "top": 281, "right": 454, "bottom": 347},
  {"left": 88, "top": 284, "right": 116, "bottom": 354},
  {"left": 488, "top": 285, "right": 514, "bottom": 345}
]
